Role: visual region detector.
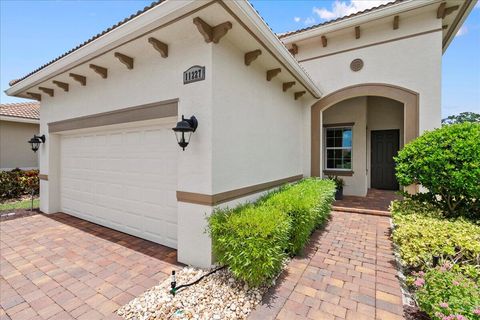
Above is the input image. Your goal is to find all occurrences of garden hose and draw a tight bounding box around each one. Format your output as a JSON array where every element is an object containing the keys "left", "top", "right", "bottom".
[{"left": 170, "top": 266, "right": 226, "bottom": 296}]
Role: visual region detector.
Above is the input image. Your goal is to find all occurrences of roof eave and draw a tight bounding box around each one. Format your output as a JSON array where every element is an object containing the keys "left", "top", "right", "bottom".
[
  {"left": 0, "top": 116, "right": 40, "bottom": 124},
  {"left": 442, "top": 0, "right": 477, "bottom": 53},
  {"left": 224, "top": 0, "right": 322, "bottom": 98},
  {"left": 280, "top": 0, "right": 439, "bottom": 44},
  {"left": 5, "top": 0, "right": 199, "bottom": 97}
]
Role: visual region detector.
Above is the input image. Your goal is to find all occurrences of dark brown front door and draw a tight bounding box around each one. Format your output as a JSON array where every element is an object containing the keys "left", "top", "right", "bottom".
[{"left": 371, "top": 130, "right": 400, "bottom": 190}]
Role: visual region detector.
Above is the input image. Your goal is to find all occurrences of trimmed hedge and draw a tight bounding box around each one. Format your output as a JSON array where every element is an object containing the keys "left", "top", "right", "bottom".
[
  {"left": 0, "top": 169, "right": 39, "bottom": 201},
  {"left": 208, "top": 178, "right": 335, "bottom": 286},
  {"left": 260, "top": 178, "right": 335, "bottom": 255},
  {"left": 208, "top": 205, "right": 291, "bottom": 286},
  {"left": 391, "top": 200, "right": 480, "bottom": 271}
]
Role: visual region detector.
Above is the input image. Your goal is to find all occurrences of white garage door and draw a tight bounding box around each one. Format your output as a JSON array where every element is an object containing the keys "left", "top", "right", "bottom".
[{"left": 60, "top": 120, "right": 178, "bottom": 248}]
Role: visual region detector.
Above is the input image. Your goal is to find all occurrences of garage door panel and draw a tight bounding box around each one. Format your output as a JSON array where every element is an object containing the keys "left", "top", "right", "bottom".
[{"left": 60, "top": 122, "right": 177, "bottom": 249}]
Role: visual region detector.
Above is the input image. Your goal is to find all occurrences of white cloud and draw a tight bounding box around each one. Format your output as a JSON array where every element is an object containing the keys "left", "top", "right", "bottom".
[
  {"left": 456, "top": 25, "right": 468, "bottom": 37},
  {"left": 475, "top": 2, "right": 480, "bottom": 9},
  {"left": 304, "top": 17, "right": 316, "bottom": 25},
  {"left": 314, "top": 0, "right": 391, "bottom": 20},
  {"left": 294, "top": 16, "right": 301, "bottom": 22}
]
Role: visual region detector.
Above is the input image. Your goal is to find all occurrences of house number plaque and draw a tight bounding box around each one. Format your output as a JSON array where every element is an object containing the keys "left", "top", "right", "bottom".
[{"left": 183, "top": 65, "right": 205, "bottom": 84}]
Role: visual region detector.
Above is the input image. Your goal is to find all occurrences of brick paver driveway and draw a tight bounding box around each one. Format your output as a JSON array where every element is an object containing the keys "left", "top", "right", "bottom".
[
  {"left": 0, "top": 213, "right": 181, "bottom": 320},
  {"left": 250, "top": 211, "right": 404, "bottom": 320}
]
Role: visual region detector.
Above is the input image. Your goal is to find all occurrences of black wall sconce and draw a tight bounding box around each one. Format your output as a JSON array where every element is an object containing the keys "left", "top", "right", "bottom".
[
  {"left": 172, "top": 115, "right": 198, "bottom": 150},
  {"left": 28, "top": 134, "right": 45, "bottom": 153}
]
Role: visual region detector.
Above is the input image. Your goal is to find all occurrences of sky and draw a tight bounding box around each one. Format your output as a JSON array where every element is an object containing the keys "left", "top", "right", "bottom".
[{"left": 1, "top": 0, "right": 479, "bottom": 118}]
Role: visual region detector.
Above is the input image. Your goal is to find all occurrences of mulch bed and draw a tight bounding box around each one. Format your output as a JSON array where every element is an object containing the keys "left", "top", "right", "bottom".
[
  {"left": 404, "top": 305, "right": 431, "bottom": 320},
  {"left": 0, "top": 208, "right": 40, "bottom": 221}
]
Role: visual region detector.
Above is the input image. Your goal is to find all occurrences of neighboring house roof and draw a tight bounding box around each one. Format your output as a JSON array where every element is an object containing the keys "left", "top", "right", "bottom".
[
  {"left": 278, "top": 0, "right": 404, "bottom": 39},
  {"left": 0, "top": 102, "right": 40, "bottom": 120},
  {"left": 8, "top": 0, "right": 165, "bottom": 87}
]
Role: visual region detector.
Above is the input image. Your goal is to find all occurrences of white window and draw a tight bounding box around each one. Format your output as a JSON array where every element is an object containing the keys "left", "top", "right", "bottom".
[{"left": 324, "top": 127, "right": 353, "bottom": 170}]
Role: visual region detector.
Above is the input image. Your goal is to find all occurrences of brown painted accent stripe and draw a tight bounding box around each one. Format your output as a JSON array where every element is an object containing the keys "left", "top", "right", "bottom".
[
  {"left": 299, "top": 28, "right": 442, "bottom": 63},
  {"left": 323, "top": 170, "right": 354, "bottom": 177},
  {"left": 39, "top": 174, "right": 48, "bottom": 181},
  {"left": 177, "top": 174, "right": 303, "bottom": 206},
  {"left": 48, "top": 99, "right": 178, "bottom": 133},
  {"left": 323, "top": 122, "right": 355, "bottom": 128}
]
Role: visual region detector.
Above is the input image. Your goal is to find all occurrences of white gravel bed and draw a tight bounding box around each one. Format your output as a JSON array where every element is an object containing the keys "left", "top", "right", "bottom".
[{"left": 116, "top": 266, "right": 271, "bottom": 320}]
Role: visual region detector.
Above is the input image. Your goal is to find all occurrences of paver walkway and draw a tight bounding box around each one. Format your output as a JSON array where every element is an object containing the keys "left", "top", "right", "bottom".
[
  {"left": 0, "top": 212, "right": 181, "bottom": 320},
  {"left": 250, "top": 211, "right": 404, "bottom": 320}
]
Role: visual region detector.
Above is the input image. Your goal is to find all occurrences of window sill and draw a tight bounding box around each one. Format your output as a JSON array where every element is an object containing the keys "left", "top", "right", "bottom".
[{"left": 323, "top": 170, "right": 354, "bottom": 177}]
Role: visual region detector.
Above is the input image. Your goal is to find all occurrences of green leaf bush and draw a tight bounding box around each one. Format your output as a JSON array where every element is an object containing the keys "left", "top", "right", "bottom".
[
  {"left": 394, "top": 122, "right": 480, "bottom": 219},
  {"left": 260, "top": 178, "right": 335, "bottom": 255},
  {"left": 0, "top": 169, "right": 39, "bottom": 201},
  {"left": 391, "top": 200, "right": 480, "bottom": 271},
  {"left": 209, "top": 204, "right": 291, "bottom": 287},
  {"left": 208, "top": 178, "right": 335, "bottom": 286},
  {"left": 413, "top": 267, "right": 480, "bottom": 320}
]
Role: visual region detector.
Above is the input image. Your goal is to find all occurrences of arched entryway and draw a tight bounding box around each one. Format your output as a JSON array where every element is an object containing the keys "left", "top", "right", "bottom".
[{"left": 311, "top": 83, "right": 419, "bottom": 195}]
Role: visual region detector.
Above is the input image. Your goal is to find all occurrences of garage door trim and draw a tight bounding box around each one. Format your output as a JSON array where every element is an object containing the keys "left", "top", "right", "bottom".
[{"left": 49, "top": 98, "right": 178, "bottom": 133}]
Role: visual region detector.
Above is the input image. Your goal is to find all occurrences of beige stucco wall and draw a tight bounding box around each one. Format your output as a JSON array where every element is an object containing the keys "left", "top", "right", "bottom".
[
  {"left": 323, "top": 97, "right": 367, "bottom": 196},
  {"left": 0, "top": 120, "right": 39, "bottom": 170},
  {"left": 211, "top": 37, "right": 311, "bottom": 195}
]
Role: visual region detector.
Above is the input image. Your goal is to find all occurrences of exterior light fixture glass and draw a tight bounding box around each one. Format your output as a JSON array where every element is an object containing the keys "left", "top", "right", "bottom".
[
  {"left": 172, "top": 115, "right": 198, "bottom": 150},
  {"left": 28, "top": 134, "right": 46, "bottom": 153}
]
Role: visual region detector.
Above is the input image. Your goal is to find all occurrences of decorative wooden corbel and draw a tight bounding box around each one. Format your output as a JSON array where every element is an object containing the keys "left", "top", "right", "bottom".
[
  {"left": 393, "top": 16, "right": 399, "bottom": 30},
  {"left": 437, "top": 2, "right": 459, "bottom": 19},
  {"left": 355, "top": 26, "right": 360, "bottom": 39},
  {"left": 288, "top": 44, "right": 298, "bottom": 55},
  {"left": 69, "top": 73, "right": 86, "bottom": 86},
  {"left": 89, "top": 64, "right": 108, "bottom": 79},
  {"left": 148, "top": 37, "right": 168, "bottom": 58},
  {"left": 266, "top": 68, "right": 281, "bottom": 81},
  {"left": 52, "top": 80, "right": 69, "bottom": 92},
  {"left": 193, "top": 17, "right": 232, "bottom": 44},
  {"left": 114, "top": 52, "right": 134, "bottom": 70},
  {"left": 244, "top": 50, "right": 262, "bottom": 66},
  {"left": 321, "top": 36, "right": 327, "bottom": 47},
  {"left": 294, "top": 91, "right": 306, "bottom": 100},
  {"left": 283, "top": 81, "right": 295, "bottom": 92},
  {"left": 38, "top": 87, "right": 54, "bottom": 97},
  {"left": 26, "top": 92, "right": 41, "bottom": 101}
]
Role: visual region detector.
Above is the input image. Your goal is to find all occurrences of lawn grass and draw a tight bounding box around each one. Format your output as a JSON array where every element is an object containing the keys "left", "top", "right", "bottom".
[{"left": 0, "top": 198, "right": 39, "bottom": 211}]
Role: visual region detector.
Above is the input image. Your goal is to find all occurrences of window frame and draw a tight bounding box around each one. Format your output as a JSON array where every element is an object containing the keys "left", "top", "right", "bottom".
[{"left": 323, "top": 125, "right": 353, "bottom": 172}]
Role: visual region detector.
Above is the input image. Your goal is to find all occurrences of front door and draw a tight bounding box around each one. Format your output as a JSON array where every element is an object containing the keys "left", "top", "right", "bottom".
[{"left": 371, "top": 130, "right": 400, "bottom": 190}]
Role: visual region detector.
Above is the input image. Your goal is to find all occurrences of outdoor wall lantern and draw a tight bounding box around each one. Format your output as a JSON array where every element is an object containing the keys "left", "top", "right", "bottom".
[
  {"left": 172, "top": 115, "right": 198, "bottom": 151},
  {"left": 28, "top": 134, "right": 45, "bottom": 153}
]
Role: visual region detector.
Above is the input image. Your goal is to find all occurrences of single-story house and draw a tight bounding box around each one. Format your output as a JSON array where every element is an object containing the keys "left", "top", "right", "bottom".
[
  {"left": 0, "top": 102, "right": 40, "bottom": 170},
  {"left": 5, "top": 0, "right": 475, "bottom": 267}
]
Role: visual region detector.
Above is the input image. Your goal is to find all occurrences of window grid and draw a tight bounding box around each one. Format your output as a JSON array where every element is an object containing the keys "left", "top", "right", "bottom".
[{"left": 324, "top": 127, "right": 353, "bottom": 171}]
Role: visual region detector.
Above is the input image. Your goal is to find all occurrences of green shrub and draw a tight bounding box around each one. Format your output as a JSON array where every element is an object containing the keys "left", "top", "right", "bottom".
[
  {"left": 0, "top": 169, "right": 39, "bottom": 201},
  {"left": 413, "top": 267, "right": 480, "bottom": 320},
  {"left": 209, "top": 205, "right": 291, "bottom": 286},
  {"left": 261, "top": 178, "right": 335, "bottom": 255},
  {"left": 391, "top": 200, "right": 480, "bottom": 271},
  {"left": 208, "top": 178, "right": 335, "bottom": 286},
  {"left": 394, "top": 122, "right": 480, "bottom": 219}
]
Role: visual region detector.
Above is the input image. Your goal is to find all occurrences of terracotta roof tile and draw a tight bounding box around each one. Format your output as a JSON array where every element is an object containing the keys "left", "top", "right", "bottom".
[
  {"left": 9, "top": 0, "right": 166, "bottom": 87},
  {"left": 0, "top": 102, "right": 40, "bottom": 120},
  {"left": 278, "top": 0, "right": 405, "bottom": 39}
]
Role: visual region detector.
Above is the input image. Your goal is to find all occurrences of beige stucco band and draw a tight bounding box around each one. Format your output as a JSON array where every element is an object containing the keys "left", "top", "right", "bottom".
[
  {"left": 311, "top": 83, "right": 419, "bottom": 177},
  {"left": 48, "top": 99, "right": 178, "bottom": 133}
]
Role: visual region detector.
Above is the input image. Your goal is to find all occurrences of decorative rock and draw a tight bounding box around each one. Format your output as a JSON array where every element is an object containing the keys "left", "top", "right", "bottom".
[{"left": 115, "top": 263, "right": 287, "bottom": 320}]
